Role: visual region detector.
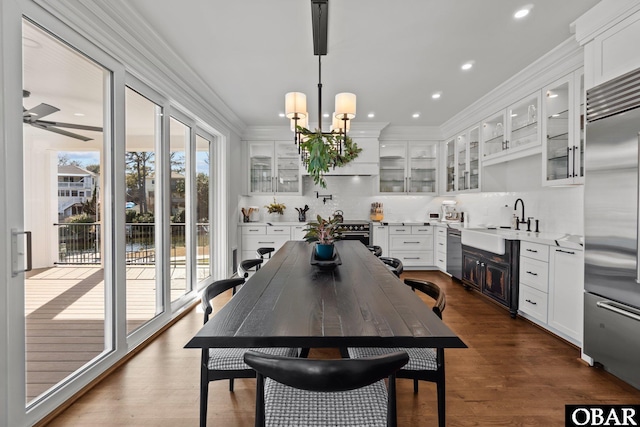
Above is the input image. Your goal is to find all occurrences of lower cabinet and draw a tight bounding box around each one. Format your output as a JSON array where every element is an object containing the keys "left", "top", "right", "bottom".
[
  {"left": 371, "top": 224, "right": 389, "bottom": 257},
  {"left": 461, "top": 241, "right": 520, "bottom": 317},
  {"left": 241, "top": 225, "right": 291, "bottom": 264},
  {"left": 388, "top": 225, "right": 434, "bottom": 268},
  {"left": 434, "top": 225, "right": 447, "bottom": 272}
]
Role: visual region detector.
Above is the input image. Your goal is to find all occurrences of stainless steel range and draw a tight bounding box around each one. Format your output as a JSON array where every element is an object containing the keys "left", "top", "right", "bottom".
[{"left": 338, "top": 220, "right": 371, "bottom": 245}]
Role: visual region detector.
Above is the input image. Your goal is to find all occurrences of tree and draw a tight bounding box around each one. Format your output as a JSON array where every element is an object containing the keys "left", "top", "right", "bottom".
[
  {"left": 58, "top": 153, "right": 83, "bottom": 167},
  {"left": 85, "top": 164, "right": 100, "bottom": 174},
  {"left": 125, "top": 152, "right": 154, "bottom": 213},
  {"left": 196, "top": 172, "right": 209, "bottom": 221}
]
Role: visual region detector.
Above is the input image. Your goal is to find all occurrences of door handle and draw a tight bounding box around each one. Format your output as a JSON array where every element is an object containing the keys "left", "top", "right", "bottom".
[{"left": 12, "top": 229, "right": 32, "bottom": 277}]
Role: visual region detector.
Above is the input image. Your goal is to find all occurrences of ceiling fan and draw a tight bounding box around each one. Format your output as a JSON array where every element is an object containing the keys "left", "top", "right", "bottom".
[{"left": 22, "top": 90, "right": 103, "bottom": 141}]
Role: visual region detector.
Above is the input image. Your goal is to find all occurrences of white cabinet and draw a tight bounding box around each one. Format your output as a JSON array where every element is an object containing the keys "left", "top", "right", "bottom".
[
  {"left": 482, "top": 93, "right": 542, "bottom": 165},
  {"left": 518, "top": 241, "right": 550, "bottom": 324},
  {"left": 548, "top": 247, "right": 584, "bottom": 345},
  {"left": 434, "top": 225, "right": 447, "bottom": 272},
  {"left": 445, "top": 126, "right": 480, "bottom": 193},
  {"left": 248, "top": 141, "right": 302, "bottom": 195},
  {"left": 371, "top": 224, "right": 389, "bottom": 257},
  {"left": 388, "top": 225, "right": 433, "bottom": 268},
  {"left": 517, "top": 240, "right": 584, "bottom": 347},
  {"left": 379, "top": 142, "right": 437, "bottom": 194},
  {"left": 542, "top": 70, "right": 584, "bottom": 186},
  {"left": 240, "top": 225, "right": 291, "bottom": 264},
  {"left": 291, "top": 224, "right": 307, "bottom": 241}
]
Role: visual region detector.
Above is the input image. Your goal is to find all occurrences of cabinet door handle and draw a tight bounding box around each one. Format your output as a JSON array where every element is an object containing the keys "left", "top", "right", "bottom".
[
  {"left": 526, "top": 248, "right": 538, "bottom": 253},
  {"left": 404, "top": 241, "right": 421, "bottom": 244},
  {"left": 403, "top": 257, "right": 420, "bottom": 260},
  {"left": 525, "top": 299, "right": 537, "bottom": 305},
  {"left": 555, "top": 249, "right": 575, "bottom": 255},
  {"left": 526, "top": 271, "right": 538, "bottom": 276},
  {"left": 258, "top": 241, "right": 275, "bottom": 244},
  {"left": 273, "top": 229, "right": 284, "bottom": 232},
  {"left": 438, "top": 243, "right": 444, "bottom": 246},
  {"left": 249, "top": 229, "right": 260, "bottom": 232}
]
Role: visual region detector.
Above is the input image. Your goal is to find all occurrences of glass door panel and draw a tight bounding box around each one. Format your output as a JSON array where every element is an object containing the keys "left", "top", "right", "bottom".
[
  {"left": 408, "top": 142, "right": 436, "bottom": 193},
  {"left": 275, "top": 142, "right": 300, "bottom": 193},
  {"left": 169, "top": 117, "right": 189, "bottom": 302},
  {"left": 445, "top": 139, "right": 455, "bottom": 192},
  {"left": 249, "top": 143, "right": 273, "bottom": 193},
  {"left": 508, "top": 95, "right": 539, "bottom": 150},
  {"left": 124, "top": 87, "right": 162, "bottom": 334},
  {"left": 469, "top": 127, "right": 480, "bottom": 190},
  {"left": 545, "top": 81, "right": 570, "bottom": 181},
  {"left": 456, "top": 134, "right": 467, "bottom": 191},
  {"left": 482, "top": 112, "right": 505, "bottom": 158},
  {"left": 576, "top": 73, "right": 585, "bottom": 179},
  {"left": 23, "top": 19, "right": 109, "bottom": 404},
  {"left": 379, "top": 142, "right": 406, "bottom": 193},
  {"left": 195, "top": 134, "right": 212, "bottom": 282}
]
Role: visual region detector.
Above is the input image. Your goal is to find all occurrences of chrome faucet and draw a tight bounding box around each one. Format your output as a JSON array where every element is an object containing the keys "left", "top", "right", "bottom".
[{"left": 514, "top": 198, "right": 526, "bottom": 230}]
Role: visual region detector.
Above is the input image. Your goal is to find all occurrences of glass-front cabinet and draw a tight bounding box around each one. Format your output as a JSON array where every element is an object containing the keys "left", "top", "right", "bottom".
[
  {"left": 482, "top": 93, "right": 541, "bottom": 163},
  {"left": 379, "top": 141, "right": 437, "bottom": 194},
  {"left": 248, "top": 141, "right": 301, "bottom": 194},
  {"left": 542, "top": 69, "right": 584, "bottom": 185},
  {"left": 445, "top": 126, "right": 480, "bottom": 193}
]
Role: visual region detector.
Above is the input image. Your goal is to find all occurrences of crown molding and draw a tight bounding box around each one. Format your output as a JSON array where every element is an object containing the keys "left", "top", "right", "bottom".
[
  {"left": 573, "top": 0, "right": 640, "bottom": 45},
  {"left": 33, "top": 0, "right": 246, "bottom": 136},
  {"left": 243, "top": 121, "right": 390, "bottom": 141},
  {"left": 379, "top": 125, "right": 442, "bottom": 141}
]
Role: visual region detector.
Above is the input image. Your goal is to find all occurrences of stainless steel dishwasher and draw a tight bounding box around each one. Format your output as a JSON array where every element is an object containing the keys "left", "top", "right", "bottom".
[{"left": 446, "top": 226, "right": 462, "bottom": 280}]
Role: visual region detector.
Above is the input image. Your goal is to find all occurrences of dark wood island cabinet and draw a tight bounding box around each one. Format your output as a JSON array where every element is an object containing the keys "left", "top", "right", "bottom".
[{"left": 461, "top": 240, "right": 520, "bottom": 317}]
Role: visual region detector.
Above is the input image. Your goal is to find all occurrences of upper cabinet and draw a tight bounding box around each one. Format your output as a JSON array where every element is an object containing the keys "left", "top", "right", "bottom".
[
  {"left": 444, "top": 126, "right": 480, "bottom": 194},
  {"left": 542, "top": 69, "right": 584, "bottom": 186},
  {"left": 379, "top": 141, "right": 437, "bottom": 194},
  {"left": 482, "top": 93, "right": 542, "bottom": 165},
  {"left": 248, "top": 141, "right": 302, "bottom": 195}
]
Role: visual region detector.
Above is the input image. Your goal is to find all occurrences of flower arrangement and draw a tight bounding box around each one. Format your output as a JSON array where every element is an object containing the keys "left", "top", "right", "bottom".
[
  {"left": 303, "top": 214, "right": 343, "bottom": 245},
  {"left": 265, "top": 198, "right": 286, "bottom": 215}
]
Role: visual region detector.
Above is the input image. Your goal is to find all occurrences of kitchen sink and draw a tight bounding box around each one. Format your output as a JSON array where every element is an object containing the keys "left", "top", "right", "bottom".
[{"left": 461, "top": 228, "right": 507, "bottom": 254}]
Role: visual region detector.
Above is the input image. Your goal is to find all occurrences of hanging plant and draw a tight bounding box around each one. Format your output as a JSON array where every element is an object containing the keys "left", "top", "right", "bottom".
[{"left": 297, "top": 126, "right": 362, "bottom": 188}]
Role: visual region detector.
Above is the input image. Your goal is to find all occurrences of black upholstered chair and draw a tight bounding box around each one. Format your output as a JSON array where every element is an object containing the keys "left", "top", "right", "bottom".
[
  {"left": 199, "top": 278, "right": 299, "bottom": 427},
  {"left": 380, "top": 256, "right": 403, "bottom": 277},
  {"left": 256, "top": 247, "right": 275, "bottom": 259},
  {"left": 366, "top": 245, "right": 383, "bottom": 257},
  {"left": 348, "top": 278, "right": 447, "bottom": 427},
  {"left": 244, "top": 350, "right": 409, "bottom": 427},
  {"left": 236, "top": 258, "right": 263, "bottom": 294}
]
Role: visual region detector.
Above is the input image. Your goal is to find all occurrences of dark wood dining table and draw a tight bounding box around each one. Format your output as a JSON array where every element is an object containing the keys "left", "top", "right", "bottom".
[{"left": 185, "top": 240, "right": 466, "bottom": 351}]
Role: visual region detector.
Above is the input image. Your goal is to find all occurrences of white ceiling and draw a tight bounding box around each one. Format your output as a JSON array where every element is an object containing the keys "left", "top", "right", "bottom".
[{"left": 125, "top": 0, "right": 600, "bottom": 129}]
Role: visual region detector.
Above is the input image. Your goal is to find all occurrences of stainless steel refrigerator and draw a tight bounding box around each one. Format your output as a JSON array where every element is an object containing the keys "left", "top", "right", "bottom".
[{"left": 584, "top": 67, "right": 640, "bottom": 390}]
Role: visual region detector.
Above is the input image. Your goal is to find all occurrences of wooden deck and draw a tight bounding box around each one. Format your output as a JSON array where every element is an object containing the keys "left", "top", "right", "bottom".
[{"left": 25, "top": 265, "right": 191, "bottom": 402}]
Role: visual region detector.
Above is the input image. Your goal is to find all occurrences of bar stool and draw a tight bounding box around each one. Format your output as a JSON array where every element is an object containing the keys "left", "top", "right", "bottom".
[
  {"left": 256, "top": 247, "right": 275, "bottom": 259},
  {"left": 380, "top": 257, "right": 403, "bottom": 277},
  {"left": 366, "top": 245, "right": 383, "bottom": 257}
]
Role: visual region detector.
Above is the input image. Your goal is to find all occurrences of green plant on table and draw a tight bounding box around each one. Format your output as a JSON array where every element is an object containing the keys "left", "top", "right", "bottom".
[{"left": 303, "top": 214, "right": 343, "bottom": 245}]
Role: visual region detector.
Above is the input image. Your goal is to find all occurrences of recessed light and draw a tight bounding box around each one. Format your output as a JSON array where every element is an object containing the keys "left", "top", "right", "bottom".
[
  {"left": 548, "top": 93, "right": 558, "bottom": 98},
  {"left": 461, "top": 61, "right": 474, "bottom": 71},
  {"left": 368, "top": 113, "right": 375, "bottom": 118},
  {"left": 432, "top": 92, "right": 442, "bottom": 99},
  {"left": 514, "top": 5, "right": 533, "bottom": 19},
  {"left": 279, "top": 113, "right": 285, "bottom": 117},
  {"left": 412, "top": 113, "right": 420, "bottom": 118},
  {"left": 74, "top": 113, "right": 85, "bottom": 117},
  {"left": 323, "top": 113, "right": 330, "bottom": 118},
  {"left": 511, "top": 113, "right": 518, "bottom": 117}
]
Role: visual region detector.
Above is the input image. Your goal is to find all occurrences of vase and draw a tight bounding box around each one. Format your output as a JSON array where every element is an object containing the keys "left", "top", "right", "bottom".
[{"left": 315, "top": 243, "right": 334, "bottom": 260}]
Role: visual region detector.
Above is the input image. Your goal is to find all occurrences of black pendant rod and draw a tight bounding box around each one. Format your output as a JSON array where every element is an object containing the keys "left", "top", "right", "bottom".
[{"left": 318, "top": 54, "right": 323, "bottom": 132}]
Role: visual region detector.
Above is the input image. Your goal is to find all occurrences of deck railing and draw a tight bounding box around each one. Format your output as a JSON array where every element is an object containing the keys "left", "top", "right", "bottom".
[{"left": 54, "top": 223, "right": 210, "bottom": 266}]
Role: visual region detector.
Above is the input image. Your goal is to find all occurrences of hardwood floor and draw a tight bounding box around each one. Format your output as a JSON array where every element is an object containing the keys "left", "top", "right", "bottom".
[{"left": 42, "top": 271, "right": 640, "bottom": 426}]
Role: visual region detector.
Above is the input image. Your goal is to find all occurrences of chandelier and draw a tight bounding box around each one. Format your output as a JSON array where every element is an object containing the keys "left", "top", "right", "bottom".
[{"left": 284, "top": 0, "right": 357, "bottom": 165}]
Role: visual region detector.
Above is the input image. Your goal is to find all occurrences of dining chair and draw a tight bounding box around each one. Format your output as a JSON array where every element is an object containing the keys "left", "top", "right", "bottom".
[
  {"left": 380, "top": 256, "right": 403, "bottom": 277},
  {"left": 236, "top": 258, "right": 263, "bottom": 294},
  {"left": 199, "top": 277, "right": 299, "bottom": 427},
  {"left": 256, "top": 247, "right": 275, "bottom": 259},
  {"left": 244, "top": 350, "right": 409, "bottom": 427},
  {"left": 347, "top": 278, "right": 447, "bottom": 427},
  {"left": 366, "top": 245, "right": 383, "bottom": 257}
]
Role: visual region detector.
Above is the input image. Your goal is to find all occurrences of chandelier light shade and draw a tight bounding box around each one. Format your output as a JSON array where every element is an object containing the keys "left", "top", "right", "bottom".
[
  {"left": 285, "top": 92, "right": 307, "bottom": 119},
  {"left": 331, "top": 112, "right": 350, "bottom": 132},
  {"left": 291, "top": 115, "right": 308, "bottom": 131},
  {"left": 335, "top": 92, "right": 356, "bottom": 119}
]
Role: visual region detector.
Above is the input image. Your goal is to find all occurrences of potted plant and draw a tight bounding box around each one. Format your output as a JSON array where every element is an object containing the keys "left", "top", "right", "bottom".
[
  {"left": 303, "top": 214, "right": 343, "bottom": 260},
  {"left": 264, "top": 198, "right": 286, "bottom": 220}
]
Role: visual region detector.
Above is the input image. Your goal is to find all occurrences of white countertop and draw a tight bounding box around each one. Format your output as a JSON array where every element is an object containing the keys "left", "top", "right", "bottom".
[
  {"left": 239, "top": 222, "right": 307, "bottom": 226},
  {"left": 461, "top": 227, "right": 584, "bottom": 250}
]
